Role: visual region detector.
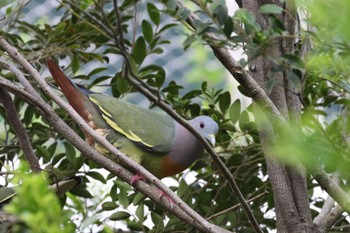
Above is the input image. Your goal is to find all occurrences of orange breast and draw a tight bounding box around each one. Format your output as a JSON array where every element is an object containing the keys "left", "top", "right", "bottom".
[{"left": 159, "top": 156, "right": 188, "bottom": 178}]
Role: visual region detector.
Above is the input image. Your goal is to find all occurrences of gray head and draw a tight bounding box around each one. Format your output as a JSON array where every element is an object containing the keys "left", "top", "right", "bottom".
[{"left": 188, "top": 116, "right": 219, "bottom": 146}]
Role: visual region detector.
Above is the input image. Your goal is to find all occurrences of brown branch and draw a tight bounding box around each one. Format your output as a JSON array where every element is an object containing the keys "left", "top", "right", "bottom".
[
  {"left": 0, "top": 37, "right": 231, "bottom": 233},
  {"left": 316, "top": 205, "right": 344, "bottom": 232},
  {"left": 177, "top": 0, "right": 285, "bottom": 123},
  {"left": 0, "top": 87, "right": 40, "bottom": 172},
  {"left": 313, "top": 169, "right": 350, "bottom": 213},
  {"left": 0, "top": 58, "right": 39, "bottom": 96},
  {"left": 313, "top": 173, "right": 339, "bottom": 229}
]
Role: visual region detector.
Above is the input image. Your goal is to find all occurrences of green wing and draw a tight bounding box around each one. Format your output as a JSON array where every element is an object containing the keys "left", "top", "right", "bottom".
[{"left": 89, "top": 93, "right": 175, "bottom": 153}]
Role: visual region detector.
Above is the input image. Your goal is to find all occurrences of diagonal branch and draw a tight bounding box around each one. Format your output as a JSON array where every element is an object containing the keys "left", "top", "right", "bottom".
[
  {"left": 315, "top": 205, "right": 344, "bottom": 232},
  {"left": 313, "top": 173, "right": 339, "bottom": 227},
  {"left": 313, "top": 169, "right": 350, "bottom": 213},
  {"left": 177, "top": 0, "right": 285, "bottom": 124},
  {"left": 0, "top": 87, "right": 40, "bottom": 172}
]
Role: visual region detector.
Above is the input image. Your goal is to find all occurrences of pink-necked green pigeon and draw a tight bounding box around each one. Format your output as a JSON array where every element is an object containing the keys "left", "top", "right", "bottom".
[{"left": 47, "top": 59, "right": 218, "bottom": 179}]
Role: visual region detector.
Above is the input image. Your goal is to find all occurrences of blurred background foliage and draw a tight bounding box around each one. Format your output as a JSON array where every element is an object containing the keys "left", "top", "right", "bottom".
[{"left": 0, "top": 0, "right": 349, "bottom": 232}]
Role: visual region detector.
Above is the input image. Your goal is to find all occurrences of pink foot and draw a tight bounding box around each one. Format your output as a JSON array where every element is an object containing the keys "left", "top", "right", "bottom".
[
  {"left": 158, "top": 189, "right": 174, "bottom": 208},
  {"left": 130, "top": 173, "right": 146, "bottom": 185}
]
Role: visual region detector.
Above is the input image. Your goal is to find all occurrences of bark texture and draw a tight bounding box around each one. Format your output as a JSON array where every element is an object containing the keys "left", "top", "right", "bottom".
[{"left": 242, "top": 0, "right": 313, "bottom": 232}]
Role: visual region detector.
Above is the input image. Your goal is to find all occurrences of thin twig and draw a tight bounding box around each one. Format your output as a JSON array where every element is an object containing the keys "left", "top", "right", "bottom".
[{"left": 207, "top": 190, "right": 269, "bottom": 221}]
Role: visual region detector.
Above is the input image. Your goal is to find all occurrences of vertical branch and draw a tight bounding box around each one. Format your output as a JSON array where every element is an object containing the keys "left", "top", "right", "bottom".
[
  {"left": 282, "top": 1, "right": 313, "bottom": 229},
  {"left": 0, "top": 88, "right": 40, "bottom": 172}
]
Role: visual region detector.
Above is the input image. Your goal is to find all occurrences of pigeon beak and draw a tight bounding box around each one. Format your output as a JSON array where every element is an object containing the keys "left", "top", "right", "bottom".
[{"left": 206, "top": 134, "right": 216, "bottom": 146}]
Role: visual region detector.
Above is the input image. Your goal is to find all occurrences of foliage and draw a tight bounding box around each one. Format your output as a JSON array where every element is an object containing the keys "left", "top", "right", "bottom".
[
  {"left": 3, "top": 162, "right": 75, "bottom": 233},
  {"left": 0, "top": 0, "right": 349, "bottom": 232}
]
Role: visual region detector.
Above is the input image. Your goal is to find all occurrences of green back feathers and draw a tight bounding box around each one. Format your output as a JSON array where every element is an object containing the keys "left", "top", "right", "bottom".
[{"left": 89, "top": 94, "right": 175, "bottom": 153}]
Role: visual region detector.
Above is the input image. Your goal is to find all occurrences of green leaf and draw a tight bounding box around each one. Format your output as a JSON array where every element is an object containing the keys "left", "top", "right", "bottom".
[
  {"left": 86, "top": 171, "right": 106, "bottom": 184},
  {"left": 259, "top": 4, "right": 284, "bottom": 14},
  {"left": 110, "top": 183, "right": 118, "bottom": 201},
  {"left": 158, "top": 23, "right": 178, "bottom": 33},
  {"left": 69, "top": 186, "right": 93, "bottom": 198},
  {"left": 23, "top": 106, "right": 34, "bottom": 125},
  {"left": 89, "top": 75, "right": 111, "bottom": 88},
  {"left": 35, "top": 145, "right": 51, "bottom": 163},
  {"left": 109, "top": 211, "right": 131, "bottom": 221},
  {"left": 54, "top": 22, "right": 66, "bottom": 35},
  {"left": 151, "top": 212, "right": 164, "bottom": 228},
  {"left": 224, "top": 17, "right": 234, "bottom": 37},
  {"left": 286, "top": 70, "right": 302, "bottom": 91},
  {"left": 132, "top": 192, "right": 145, "bottom": 205},
  {"left": 155, "top": 69, "right": 166, "bottom": 87},
  {"left": 177, "top": 179, "right": 188, "bottom": 196},
  {"left": 147, "top": 3, "right": 160, "bottom": 25},
  {"left": 102, "top": 201, "right": 118, "bottom": 211},
  {"left": 201, "top": 81, "right": 208, "bottom": 92},
  {"left": 64, "top": 142, "right": 76, "bottom": 162},
  {"left": 239, "top": 110, "right": 250, "bottom": 132},
  {"left": 229, "top": 99, "right": 241, "bottom": 124},
  {"left": 237, "top": 85, "right": 251, "bottom": 97},
  {"left": 182, "top": 90, "right": 202, "bottom": 100},
  {"left": 52, "top": 153, "right": 65, "bottom": 166},
  {"left": 118, "top": 188, "right": 129, "bottom": 208},
  {"left": 214, "top": 5, "right": 228, "bottom": 26},
  {"left": 127, "top": 221, "right": 144, "bottom": 231},
  {"left": 282, "top": 54, "right": 305, "bottom": 69},
  {"left": 88, "top": 67, "right": 108, "bottom": 77},
  {"left": 142, "top": 20, "right": 153, "bottom": 43},
  {"left": 132, "top": 36, "right": 147, "bottom": 65},
  {"left": 162, "top": 81, "right": 183, "bottom": 95},
  {"left": 219, "top": 91, "right": 231, "bottom": 113},
  {"left": 71, "top": 55, "right": 80, "bottom": 74},
  {"left": 135, "top": 204, "right": 144, "bottom": 222}
]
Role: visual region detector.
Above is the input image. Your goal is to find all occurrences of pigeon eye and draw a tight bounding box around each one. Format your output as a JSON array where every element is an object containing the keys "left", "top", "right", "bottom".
[{"left": 199, "top": 122, "right": 205, "bottom": 128}]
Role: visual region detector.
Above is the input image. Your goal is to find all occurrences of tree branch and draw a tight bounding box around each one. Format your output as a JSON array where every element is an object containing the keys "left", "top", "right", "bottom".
[
  {"left": 313, "top": 169, "right": 350, "bottom": 213},
  {"left": 177, "top": 0, "right": 285, "bottom": 125},
  {"left": 314, "top": 195, "right": 336, "bottom": 229},
  {"left": 315, "top": 205, "right": 344, "bottom": 232},
  {"left": 313, "top": 173, "right": 339, "bottom": 228},
  {"left": 0, "top": 87, "right": 40, "bottom": 172},
  {"left": 0, "top": 37, "right": 231, "bottom": 233}
]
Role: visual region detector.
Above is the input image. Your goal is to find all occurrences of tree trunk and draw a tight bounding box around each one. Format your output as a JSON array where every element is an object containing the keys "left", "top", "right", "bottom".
[{"left": 242, "top": 0, "right": 313, "bottom": 232}]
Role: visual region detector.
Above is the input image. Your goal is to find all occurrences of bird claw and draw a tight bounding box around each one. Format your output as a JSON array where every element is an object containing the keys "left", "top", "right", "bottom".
[
  {"left": 158, "top": 190, "right": 175, "bottom": 208},
  {"left": 130, "top": 173, "right": 146, "bottom": 185}
]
